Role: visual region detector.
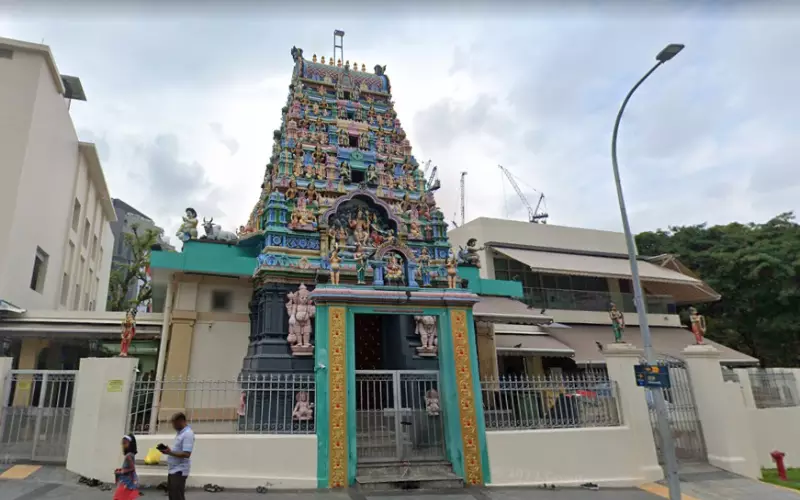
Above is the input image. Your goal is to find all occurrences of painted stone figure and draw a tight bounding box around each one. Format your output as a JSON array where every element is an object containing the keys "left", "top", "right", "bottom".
[
  {"left": 418, "top": 247, "right": 432, "bottom": 287},
  {"left": 366, "top": 164, "right": 378, "bottom": 185},
  {"left": 609, "top": 302, "right": 625, "bottom": 343},
  {"left": 286, "top": 283, "right": 315, "bottom": 356},
  {"left": 689, "top": 307, "right": 706, "bottom": 344},
  {"left": 425, "top": 389, "right": 440, "bottom": 416},
  {"left": 414, "top": 315, "right": 438, "bottom": 356},
  {"left": 292, "top": 391, "right": 314, "bottom": 421},
  {"left": 385, "top": 253, "right": 404, "bottom": 286},
  {"left": 329, "top": 242, "right": 342, "bottom": 285},
  {"left": 457, "top": 238, "right": 484, "bottom": 268},
  {"left": 354, "top": 244, "right": 368, "bottom": 285},
  {"left": 445, "top": 248, "right": 459, "bottom": 289},
  {"left": 119, "top": 310, "right": 136, "bottom": 357},
  {"left": 176, "top": 207, "right": 198, "bottom": 242}
]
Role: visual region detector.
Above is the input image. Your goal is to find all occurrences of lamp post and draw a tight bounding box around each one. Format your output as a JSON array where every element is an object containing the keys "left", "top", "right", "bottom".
[{"left": 610, "top": 43, "right": 684, "bottom": 500}]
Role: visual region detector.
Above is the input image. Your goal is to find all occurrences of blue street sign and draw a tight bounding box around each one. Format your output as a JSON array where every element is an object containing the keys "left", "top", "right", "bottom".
[{"left": 634, "top": 364, "right": 671, "bottom": 389}]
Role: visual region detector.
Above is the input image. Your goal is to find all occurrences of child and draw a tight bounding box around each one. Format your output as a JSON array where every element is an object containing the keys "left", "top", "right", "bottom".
[{"left": 113, "top": 434, "right": 139, "bottom": 500}]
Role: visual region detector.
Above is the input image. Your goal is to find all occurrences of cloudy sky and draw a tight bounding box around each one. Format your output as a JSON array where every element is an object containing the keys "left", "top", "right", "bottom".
[{"left": 2, "top": 2, "right": 799, "bottom": 243}]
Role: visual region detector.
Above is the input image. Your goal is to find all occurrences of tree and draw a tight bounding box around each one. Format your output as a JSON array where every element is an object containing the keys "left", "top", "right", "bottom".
[
  {"left": 636, "top": 212, "right": 800, "bottom": 367},
  {"left": 107, "top": 224, "right": 159, "bottom": 312}
]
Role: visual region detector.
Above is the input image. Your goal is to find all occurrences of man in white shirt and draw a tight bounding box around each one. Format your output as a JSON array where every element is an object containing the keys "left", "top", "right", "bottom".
[{"left": 160, "top": 412, "right": 195, "bottom": 500}]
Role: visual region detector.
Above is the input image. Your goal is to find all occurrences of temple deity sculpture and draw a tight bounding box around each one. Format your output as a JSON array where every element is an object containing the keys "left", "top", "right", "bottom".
[
  {"left": 292, "top": 392, "right": 314, "bottom": 421},
  {"left": 366, "top": 164, "right": 378, "bottom": 185},
  {"left": 609, "top": 303, "right": 625, "bottom": 343},
  {"left": 354, "top": 244, "right": 368, "bottom": 284},
  {"left": 329, "top": 242, "right": 342, "bottom": 285},
  {"left": 425, "top": 389, "right": 440, "bottom": 416},
  {"left": 408, "top": 219, "right": 422, "bottom": 240},
  {"left": 119, "top": 310, "right": 136, "bottom": 357},
  {"left": 445, "top": 248, "right": 459, "bottom": 288},
  {"left": 689, "top": 307, "right": 706, "bottom": 344},
  {"left": 418, "top": 248, "right": 432, "bottom": 287},
  {"left": 339, "top": 162, "right": 351, "bottom": 183},
  {"left": 338, "top": 128, "right": 349, "bottom": 146},
  {"left": 414, "top": 315, "right": 438, "bottom": 356},
  {"left": 285, "top": 177, "right": 298, "bottom": 201},
  {"left": 457, "top": 238, "right": 484, "bottom": 268},
  {"left": 286, "top": 283, "right": 315, "bottom": 356},
  {"left": 176, "top": 207, "right": 198, "bottom": 242},
  {"left": 385, "top": 253, "right": 404, "bottom": 285}
]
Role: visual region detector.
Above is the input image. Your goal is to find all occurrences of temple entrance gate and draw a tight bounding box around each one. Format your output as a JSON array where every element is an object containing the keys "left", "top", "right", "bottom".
[
  {"left": 0, "top": 370, "right": 77, "bottom": 463},
  {"left": 355, "top": 370, "right": 445, "bottom": 463},
  {"left": 648, "top": 356, "right": 707, "bottom": 464}
]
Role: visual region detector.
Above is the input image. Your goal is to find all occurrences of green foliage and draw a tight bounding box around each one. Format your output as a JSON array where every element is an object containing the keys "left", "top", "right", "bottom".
[
  {"left": 636, "top": 212, "right": 800, "bottom": 367},
  {"left": 107, "top": 224, "right": 159, "bottom": 312}
]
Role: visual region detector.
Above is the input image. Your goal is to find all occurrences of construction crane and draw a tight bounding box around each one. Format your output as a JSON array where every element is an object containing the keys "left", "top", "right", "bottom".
[
  {"left": 422, "top": 159, "right": 432, "bottom": 175},
  {"left": 498, "top": 165, "right": 548, "bottom": 223},
  {"left": 460, "top": 171, "right": 467, "bottom": 226},
  {"left": 426, "top": 165, "right": 440, "bottom": 191}
]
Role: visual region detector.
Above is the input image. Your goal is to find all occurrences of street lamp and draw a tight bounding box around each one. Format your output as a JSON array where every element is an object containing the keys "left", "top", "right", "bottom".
[{"left": 610, "top": 43, "right": 685, "bottom": 500}]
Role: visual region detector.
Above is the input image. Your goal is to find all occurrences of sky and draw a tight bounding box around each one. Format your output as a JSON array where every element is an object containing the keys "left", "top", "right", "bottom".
[{"left": 2, "top": 2, "right": 799, "bottom": 244}]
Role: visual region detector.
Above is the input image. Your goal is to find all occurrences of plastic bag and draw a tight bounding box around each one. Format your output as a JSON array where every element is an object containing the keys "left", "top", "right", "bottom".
[{"left": 144, "top": 447, "right": 162, "bottom": 465}]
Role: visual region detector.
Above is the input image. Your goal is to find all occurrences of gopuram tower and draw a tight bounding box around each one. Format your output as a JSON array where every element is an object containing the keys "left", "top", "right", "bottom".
[
  {"left": 239, "top": 46, "right": 454, "bottom": 378},
  {"left": 234, "top": 38, "right": 488, "bottom": 488}
]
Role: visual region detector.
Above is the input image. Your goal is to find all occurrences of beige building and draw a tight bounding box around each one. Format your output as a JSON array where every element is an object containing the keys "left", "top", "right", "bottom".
[
  {"left": 0, "top": 37, "right": 115, "bottom": 314},
  {"left": 448, "top": 217, "right": 757, "bottom": 377}
]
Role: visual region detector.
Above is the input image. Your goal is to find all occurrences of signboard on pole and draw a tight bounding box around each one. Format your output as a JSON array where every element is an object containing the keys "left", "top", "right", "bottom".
[{"left": 634, "top": 364, "right": 671, "bottom": 389}]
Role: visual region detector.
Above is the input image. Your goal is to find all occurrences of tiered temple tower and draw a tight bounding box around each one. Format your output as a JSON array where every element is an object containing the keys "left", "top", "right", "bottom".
[{"left": 239, "top": 47, "right": 455, "bottom": 378}]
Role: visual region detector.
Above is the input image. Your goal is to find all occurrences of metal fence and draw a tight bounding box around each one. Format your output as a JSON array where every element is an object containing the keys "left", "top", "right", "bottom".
[
  {"left": 480, "top": 373, "right": 622, "bottom": 430},
  {"left": 721, "top": 368, "right": 740, "bottom": 383},
  {"left": 128, "top": 374, "right": 315, "bottom": 434},
  {"left": 0, "top": 370, "right": 77, "bottom": 463},
  {"left": 749, "top": 369, "right": 800, "bottom": 409}
]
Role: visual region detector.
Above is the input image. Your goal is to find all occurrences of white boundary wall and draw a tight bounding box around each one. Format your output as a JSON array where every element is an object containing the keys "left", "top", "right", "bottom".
[
  {"left": 737, "top": 368, "right": 800, "bottom": 469},
  {"left": 64, "top": 357, "right": 317, "bottom": 489},
  {"left": 486, "top": 343, "right": 663, "bottom": 487},
  {"left": 135, "top": 434, "right": 317, "bottom": 489},
  {"left": 487, "top": 427, "right": 659, "bottom": 487}
]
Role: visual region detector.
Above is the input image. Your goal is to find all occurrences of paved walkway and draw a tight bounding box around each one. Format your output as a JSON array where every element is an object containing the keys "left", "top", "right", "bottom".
[
  {"left": 651, "top": 464, "right": 800, "bottom": 500},
  {"left": 0, "top": 465, "right": 664, "bottom": 500}
]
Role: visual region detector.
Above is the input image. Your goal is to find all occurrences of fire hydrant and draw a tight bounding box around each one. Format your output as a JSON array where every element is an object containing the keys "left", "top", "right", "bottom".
[{"left": 771, "top": 450, "right": 787, "bottom": 481}]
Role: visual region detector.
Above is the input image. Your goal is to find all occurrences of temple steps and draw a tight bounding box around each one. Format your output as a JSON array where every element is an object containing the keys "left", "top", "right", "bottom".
[{"left": 355, "top": 460, "right": 464, "bottom": 491}]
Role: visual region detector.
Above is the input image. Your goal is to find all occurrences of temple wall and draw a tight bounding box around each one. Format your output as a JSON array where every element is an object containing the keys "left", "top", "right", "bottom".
[
  {"left": 486, "top": 427, "right": 657, "bottom": 487},
  {"left": 137, "top": 434, "right": 318, "bottom": 489}
]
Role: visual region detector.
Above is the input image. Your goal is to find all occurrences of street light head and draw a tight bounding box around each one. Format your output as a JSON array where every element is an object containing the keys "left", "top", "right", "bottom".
[{"left": 656, "top": 44, "right": 684, "bottom": 62}]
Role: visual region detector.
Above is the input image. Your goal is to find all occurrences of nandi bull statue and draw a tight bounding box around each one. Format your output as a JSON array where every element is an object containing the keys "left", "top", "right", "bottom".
[{"left": 202, "top": 217, "right": 239, "bottom": 243}]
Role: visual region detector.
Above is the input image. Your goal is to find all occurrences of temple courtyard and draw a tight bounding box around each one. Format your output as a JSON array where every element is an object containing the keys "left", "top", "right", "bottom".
[{"left": 1, "top": 465, "right": 799, "bottom": 500}]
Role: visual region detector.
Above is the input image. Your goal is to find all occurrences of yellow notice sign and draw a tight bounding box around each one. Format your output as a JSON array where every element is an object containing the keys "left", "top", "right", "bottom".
[{"left": 106, "top": 380, "right": 124, "bottom": 393}]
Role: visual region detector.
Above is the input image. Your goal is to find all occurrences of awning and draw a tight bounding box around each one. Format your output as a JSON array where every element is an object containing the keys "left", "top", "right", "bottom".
[
  {"left": 472, "top": 296, "right": 552, "bottom": 324},
  {"left": 0, "top": 300, "right": 26, "bottom": 314},
  {"left": 544, "top": 324, "right": 758, "bottom": 366},
  {"left": 493, "top": 247, "right": 701, "bottom": 285},
  {"left": 495, "top": 333, "right": 575, "bottom": 357}
]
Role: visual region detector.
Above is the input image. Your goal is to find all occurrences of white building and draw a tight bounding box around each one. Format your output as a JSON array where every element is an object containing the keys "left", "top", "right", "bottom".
[
  {"left": 448, "top": 217, "right": 757, "bottom": 377},
  {"left": 0, "top": 36, "right": 116, "bottom": 314}
]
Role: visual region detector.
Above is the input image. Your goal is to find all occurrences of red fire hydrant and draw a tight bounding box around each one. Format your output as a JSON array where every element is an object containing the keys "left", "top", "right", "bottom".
[{"left": 771, "top": 450, "right": 787, "bottom": 481}]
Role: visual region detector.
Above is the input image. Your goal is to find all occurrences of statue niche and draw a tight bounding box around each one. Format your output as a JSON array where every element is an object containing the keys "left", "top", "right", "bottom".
[{"left": 324, "top": 194, "right": 399, "bottom": 253}]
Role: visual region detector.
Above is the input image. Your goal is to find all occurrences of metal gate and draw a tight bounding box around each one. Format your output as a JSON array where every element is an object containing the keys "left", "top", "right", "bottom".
[
  {"left": 647, "top": 356, "right": 707, "bottom": 464},
  {"left": 0, "top": 370, "right": 77, "bottom": 463},
  {"left": 355, "top": 370, "right": 446, "bottom": 463}
]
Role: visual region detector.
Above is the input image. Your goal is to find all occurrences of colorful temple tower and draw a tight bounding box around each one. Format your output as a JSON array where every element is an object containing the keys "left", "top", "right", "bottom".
[{"left": 229, "top": 43, "right": 489, "bottom": 488}]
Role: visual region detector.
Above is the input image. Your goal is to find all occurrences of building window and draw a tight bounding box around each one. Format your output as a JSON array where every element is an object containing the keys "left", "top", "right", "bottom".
[
  {"left": 29, "top": 247, "right": 49, "bottom": 293},
  {"left": 83, "top": 219, "right": 91, "bottom": 247},
  {"left": 96, "top": 277, "right": 101, "bottom": 310},
  {"left": 73, "top": 284, "right": 81, "bottom": 310},
  {"left": 91, "top": 235, "right": 98, "bottom": 260},
  {"left": 99, "top": 247, "right": 104, "bottom": 266},
  {"left": 211, "top": 290, "right": 233, "bottom": 312},
  {"left": 60, "top": 273, "right": 70, "bottom": 306},
  {"left": 348, "top": 134, "right": 358, "bottom": 148},
  {"left": 0, "top": 48, "right": 13, "bottom": 59},
  {"left": 72, "top": 199, "right": 81, "bottom": 232}
]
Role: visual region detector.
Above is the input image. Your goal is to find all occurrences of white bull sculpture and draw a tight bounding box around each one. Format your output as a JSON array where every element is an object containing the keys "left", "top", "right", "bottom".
[{"left": 202, "top": 217, "right": 239, "bottom": 243}]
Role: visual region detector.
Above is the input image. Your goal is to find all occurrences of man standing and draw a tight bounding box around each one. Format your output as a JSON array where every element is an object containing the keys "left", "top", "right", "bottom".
[{"left": 160, "top": 412, "right": 194, "bottom": 500}]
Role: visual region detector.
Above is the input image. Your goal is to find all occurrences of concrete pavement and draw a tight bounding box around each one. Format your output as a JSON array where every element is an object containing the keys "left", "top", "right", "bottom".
[{"left": 0, "top": 465, "right": 666, "bottom": 500}]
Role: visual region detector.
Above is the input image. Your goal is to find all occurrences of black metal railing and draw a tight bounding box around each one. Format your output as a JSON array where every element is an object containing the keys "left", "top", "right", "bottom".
[{"left": 522, "top": 288, "right": 676, "bottom": 315}]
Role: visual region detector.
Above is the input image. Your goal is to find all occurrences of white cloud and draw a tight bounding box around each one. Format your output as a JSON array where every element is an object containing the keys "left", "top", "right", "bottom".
[{"left": 2, "top": 5, "right": 799, "bottom": 241}]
